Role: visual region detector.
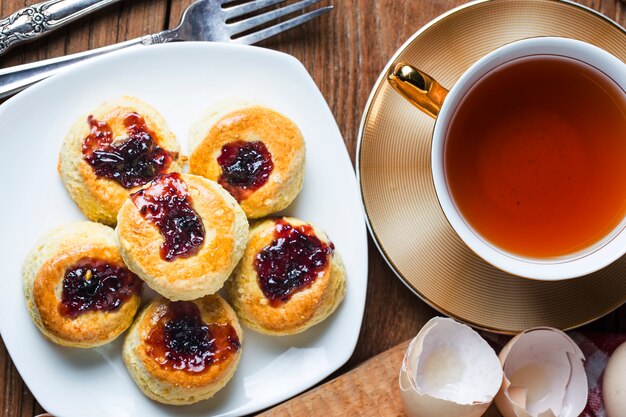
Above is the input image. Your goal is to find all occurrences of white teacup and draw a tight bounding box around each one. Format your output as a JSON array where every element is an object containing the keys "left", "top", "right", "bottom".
[{"left": 388, "top": 37, "right": 626, "bottom": 280}]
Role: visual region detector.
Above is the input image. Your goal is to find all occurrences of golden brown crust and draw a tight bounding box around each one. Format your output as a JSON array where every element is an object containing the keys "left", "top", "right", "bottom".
[
  {"left": 227, "top": 217, "right": 346, "bottom": 336},
  {"left": 189, "top": 105, "right": 305, "bottom": 218},
  {"left": 58, "top": 96, "right": 183, "bottom": 226},
  {"left": 22, "top": 222, "right": 141, "bottom": 348},
  {"left": 116, "top": 174, "right": 249, "bottom": 301},
  {"left": 122, "top": 296, "right": 243, "bottom": 405}
]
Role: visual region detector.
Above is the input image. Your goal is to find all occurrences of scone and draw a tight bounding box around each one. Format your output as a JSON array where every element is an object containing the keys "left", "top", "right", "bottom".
[
  {"left": 59, "top": 96, "right": 183, "bottom": 225},
  {"left": 123, "top": 296, "right": 243, "bottom": 405},
  {"left": 116, "top": 173, "right": 248, "bottom": 301},
  {"left": 227, "top": 217, "right": 346, "bottom": 335},
  {"left": 23, "top": 222, "right": 142, "bottom": 348},
  {"left": 189, "top": 103, "right": 305, "bottom": 218}
]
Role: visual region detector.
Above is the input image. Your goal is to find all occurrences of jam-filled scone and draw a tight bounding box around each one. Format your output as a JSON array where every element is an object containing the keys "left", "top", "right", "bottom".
[
  {"left": 22, "top": 222, "right": 142, "bottom": 348},
  {"left": 188, "top": 103, "right": 305, "bottom": 218},
  {"left": 123, "top": 296, "right": 242, "bottom": 405},
  {"left": 227, "top": 217, "right": 346, "bottom": 335},
  {"left": 116, "top": 173, "right": 248, "bottom": 301},
  {"left": 59, "top": 96, "right": 183, "bottom": 225}
]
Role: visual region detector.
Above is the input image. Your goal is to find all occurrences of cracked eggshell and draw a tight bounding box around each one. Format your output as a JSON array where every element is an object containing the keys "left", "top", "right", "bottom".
[
  {"left": 495, "top": 328, "right": 587, "bottom": 417},
  {"left": 399, "top": 317, "right": 503, "bottom": 417},
  {"left": 603, "top": 340, "right": 626, "bottom": 417}
]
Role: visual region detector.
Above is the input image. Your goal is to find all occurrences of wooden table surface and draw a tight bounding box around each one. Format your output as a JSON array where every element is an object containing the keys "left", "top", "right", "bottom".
[{"left": 0, "top": 0, "right": 624, "bottom": 415}]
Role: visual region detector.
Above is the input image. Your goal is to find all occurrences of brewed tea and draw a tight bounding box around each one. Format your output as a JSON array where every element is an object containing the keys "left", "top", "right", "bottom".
[{"left": 445, "top": 55, "right": 626, "bottom": 259}]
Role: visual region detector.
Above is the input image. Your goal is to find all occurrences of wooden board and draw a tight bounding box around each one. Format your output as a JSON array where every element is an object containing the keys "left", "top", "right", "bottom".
[{"left": 260, "top": 340, "right": 502, "bottom": 417}]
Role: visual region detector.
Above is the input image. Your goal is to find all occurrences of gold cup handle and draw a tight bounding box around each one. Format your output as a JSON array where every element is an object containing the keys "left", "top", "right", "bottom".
[{"left": 387, "top": 63, "right": 449, "bottom": 118}]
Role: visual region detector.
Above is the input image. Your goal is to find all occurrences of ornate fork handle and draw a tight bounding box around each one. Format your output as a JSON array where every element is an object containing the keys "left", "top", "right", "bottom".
[
  {"left": 0, "top": 0, "right": 122, "bottom": 55},
  {"left": 0, "top": 29, "right": 178, "bottom": 99}
]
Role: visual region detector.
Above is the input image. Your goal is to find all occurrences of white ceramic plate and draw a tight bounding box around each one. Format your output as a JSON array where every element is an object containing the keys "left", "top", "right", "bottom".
[{"left": 0, "top": 42, "right": 367, "bottom": 417}]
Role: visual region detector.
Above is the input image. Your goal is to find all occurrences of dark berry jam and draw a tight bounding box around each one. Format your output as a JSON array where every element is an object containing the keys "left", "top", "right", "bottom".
[
  {"left": 59, "top": 258, "right": 142, "bottom": 319},
  {"left": 217, "top": 141, "right": 273, "bottom": 201},
  {"left": 131, "top": 173, "right": 205, "bottom": 261},
  {"left": 82, "top": 112, "right": 173, "bottom": 188},
  {"left": 254, "top": 220, "right": 334, "bottom": 307},
  {"left": 145, "top": 301, "right": 240, "bottom": 373}
]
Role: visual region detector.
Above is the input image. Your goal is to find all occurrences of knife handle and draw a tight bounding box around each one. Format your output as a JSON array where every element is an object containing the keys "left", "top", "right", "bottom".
[{"left": 0, "top": 0, "right": 122, "bottom": 55}]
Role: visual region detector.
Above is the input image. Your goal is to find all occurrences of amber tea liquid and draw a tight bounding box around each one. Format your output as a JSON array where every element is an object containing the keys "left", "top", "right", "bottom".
[{"left": 444, "top": 55, "right": 626, "bottom": 259}]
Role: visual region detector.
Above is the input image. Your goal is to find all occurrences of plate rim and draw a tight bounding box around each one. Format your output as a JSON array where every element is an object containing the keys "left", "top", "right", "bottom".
[
  {"left": 0, "top": 41, "right": 367, "bottom": 416},
  {"left": 355, "top": 0, "right": 626, "bottom": 334}
]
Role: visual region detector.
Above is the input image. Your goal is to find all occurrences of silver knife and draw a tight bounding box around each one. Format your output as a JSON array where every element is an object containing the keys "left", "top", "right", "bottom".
[{"left": 0, "top": 0, "right": 122, "bottom": 55}]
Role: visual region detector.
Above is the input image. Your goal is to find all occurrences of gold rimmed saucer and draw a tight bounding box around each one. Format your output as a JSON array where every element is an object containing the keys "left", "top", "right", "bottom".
[{"left": 357, "top": 0, "right": 626, "bottom": 334}]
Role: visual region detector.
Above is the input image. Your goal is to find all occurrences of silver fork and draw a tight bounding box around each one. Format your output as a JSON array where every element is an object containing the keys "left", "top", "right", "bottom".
[{"left": 0, "top": 0, "right": 332, "bottom": 99}]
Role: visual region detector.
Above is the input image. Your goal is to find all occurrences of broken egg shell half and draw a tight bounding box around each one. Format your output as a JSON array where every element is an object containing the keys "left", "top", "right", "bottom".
[
  {"left": 603, "top": 340, "right": 626, "bottom": 417},
  {"left": 495, "top": 327, "right": 587, "bottom": 417},
  {"left": 399, "top": 317, "right": 503, "bottom": 417}
]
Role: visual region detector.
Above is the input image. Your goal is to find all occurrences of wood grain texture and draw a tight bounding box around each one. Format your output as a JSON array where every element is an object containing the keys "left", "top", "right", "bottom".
[
  {"left": 260, "top": 340, "right": 412, "bottom": 417},
  {"left": 0, "top": 0, "right": 624, "bottom": 415},
  {"left": 258, "top": 339, "right": 503, "bottom": 417}
]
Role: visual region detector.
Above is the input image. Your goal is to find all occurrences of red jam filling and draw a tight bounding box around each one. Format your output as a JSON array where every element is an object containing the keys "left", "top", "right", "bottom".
[
  {"left": 145, "top": 301, "right": 240, "bottom": 373},
  {"left": 217, "top": 141, "right": 273, "bottom": 201},
  {"left": 59, "top": 258, "right": 142, "bottom": 319},
  {"left": 254, "top": 220, "right": 334, "bottom": 307},
  {"left": 130, "top": 173, "right": 205, "bottom": 261},
  {"left": 82, "top": 112, "right": 173, "bottom": 188}
]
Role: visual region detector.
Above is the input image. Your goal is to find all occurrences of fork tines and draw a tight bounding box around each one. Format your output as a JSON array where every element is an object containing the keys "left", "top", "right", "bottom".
[{"left": 222, "top": 0, "right": 333, "bottom": 44}]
